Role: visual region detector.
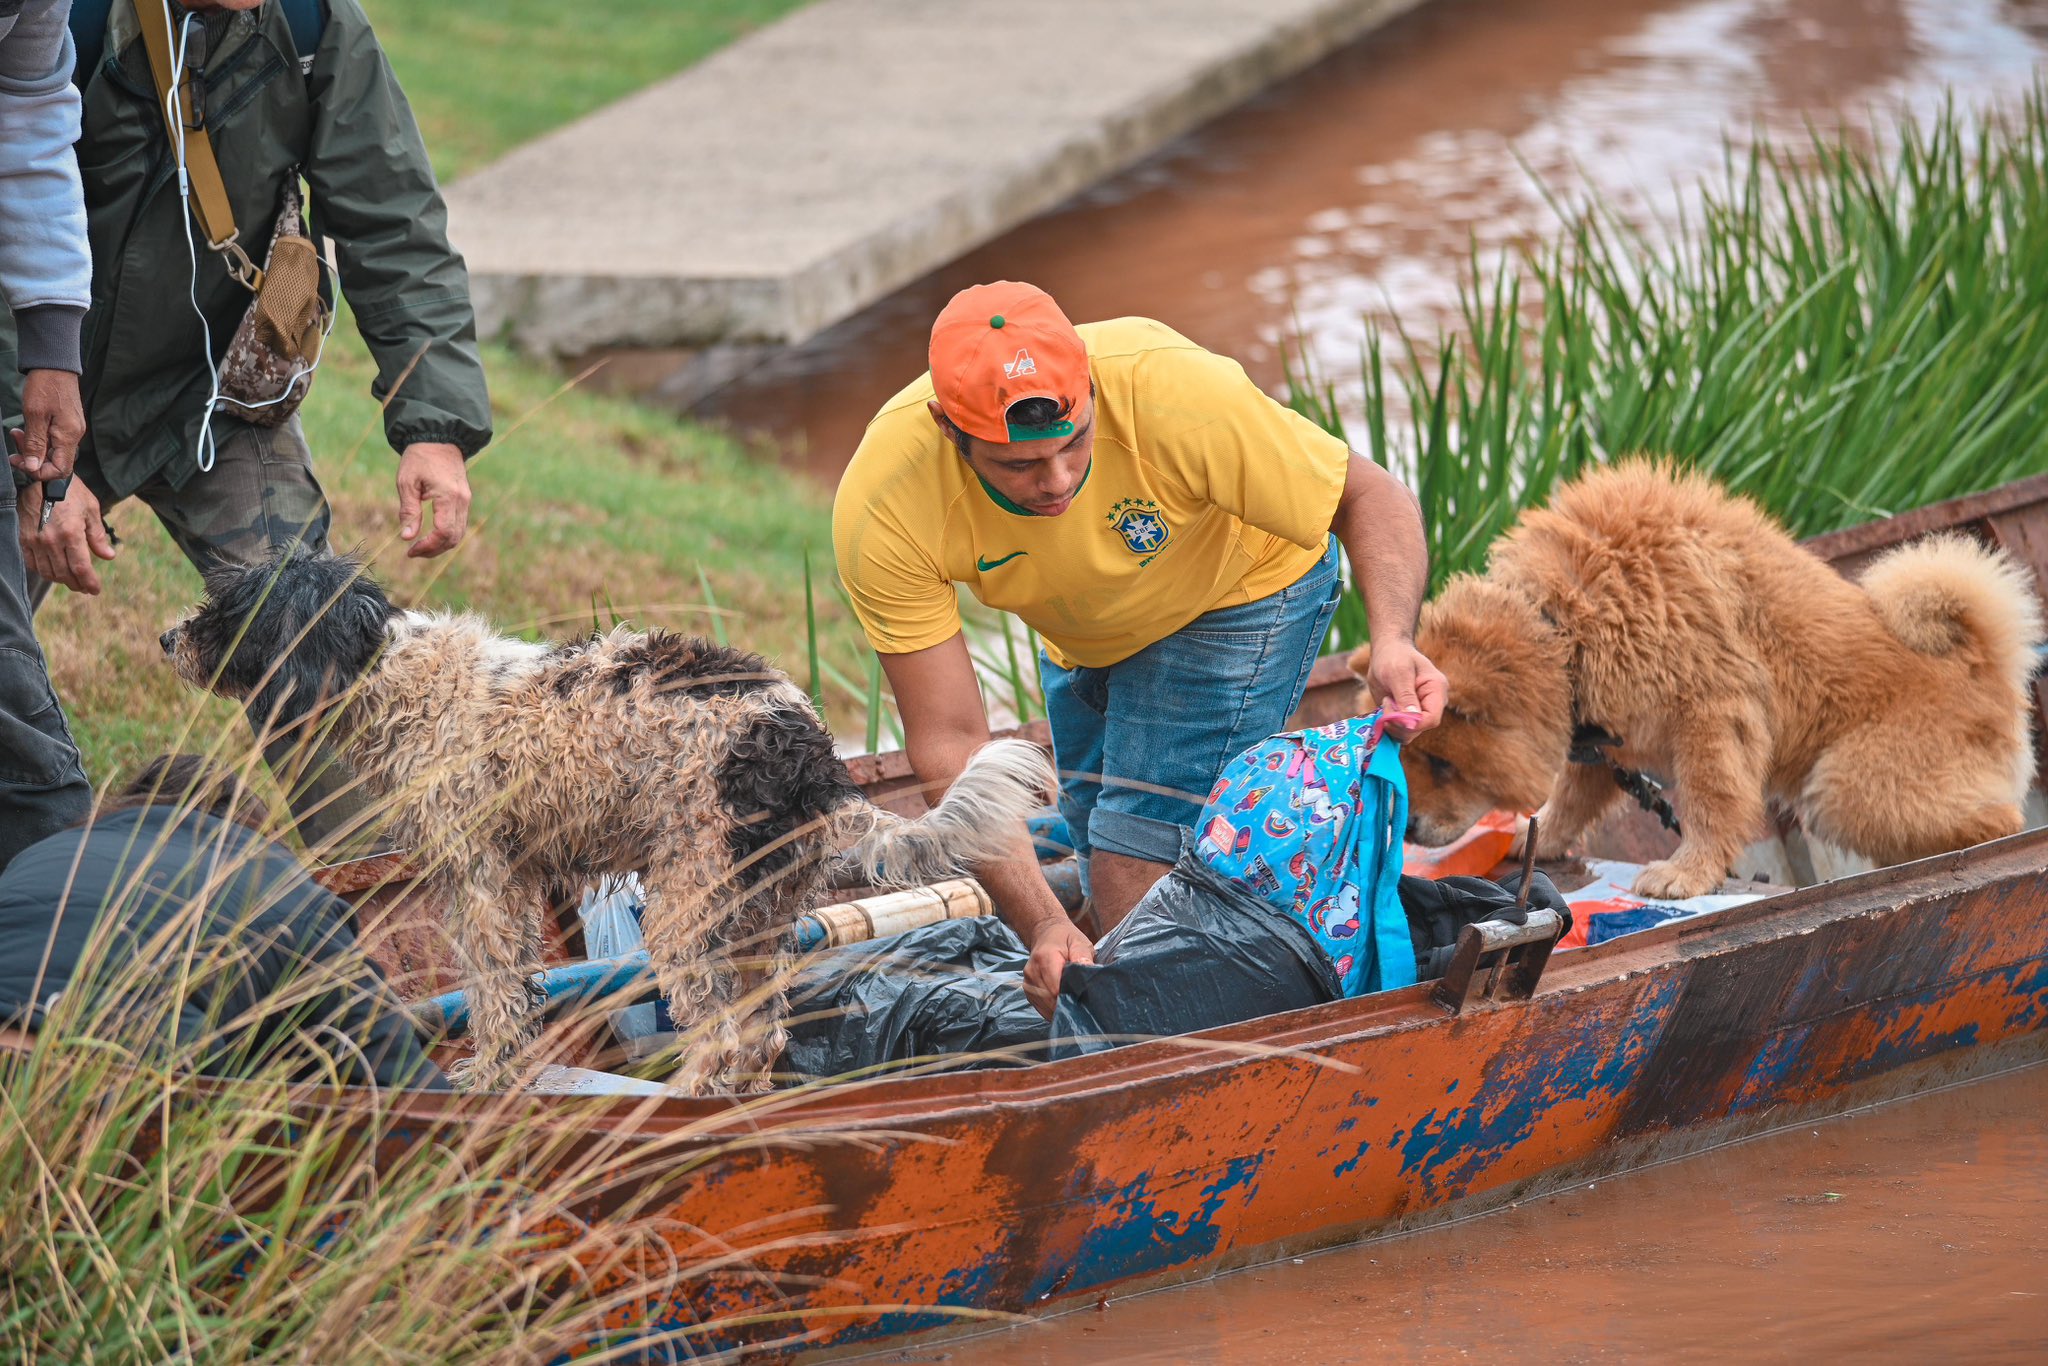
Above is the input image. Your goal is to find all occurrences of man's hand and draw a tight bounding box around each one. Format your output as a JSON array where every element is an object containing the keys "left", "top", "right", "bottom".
[
  {"left": 879, "top": 634, "right": 1094, "bottom": 1017},
  {"left": 9, "top": 371, "right": 85, "bottom": 483},
  {"left": 1363, "top": 636, "right": 1448, "bottom": 741},
  {"left": 19, "top": 477, "right": 116, "bottom": 596},
  {"left": 1022, "top": 916, "right": 1095, "bottom": 1018},
  {"left": 395, "top": 442, "right": 470, "bottom": 558},
  {"left": 1330, "top": 453, "right": 1447, "bottom": 741}
]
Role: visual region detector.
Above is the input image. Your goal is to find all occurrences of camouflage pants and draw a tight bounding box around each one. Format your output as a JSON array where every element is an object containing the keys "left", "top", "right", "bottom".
[{"left": 26, "top": 414, "right": 332, "bottom": 609}]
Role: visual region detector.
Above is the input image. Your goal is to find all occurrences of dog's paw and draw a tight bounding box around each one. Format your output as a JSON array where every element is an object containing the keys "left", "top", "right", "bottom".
[
  {"left": 1630, "top": 859, "right": 1721, "bottom": 901},
  {"left": 446, "top": 1054, "right": 483, "bottom": 1092},
  {"left": 447, "top": 1045, "right": 529, "bottom": 1093}
]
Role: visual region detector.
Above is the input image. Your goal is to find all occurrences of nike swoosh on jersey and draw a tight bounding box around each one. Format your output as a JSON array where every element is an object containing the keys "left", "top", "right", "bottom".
[{"left": 976, "top": 551, "right": 1030, "bottom": 572}]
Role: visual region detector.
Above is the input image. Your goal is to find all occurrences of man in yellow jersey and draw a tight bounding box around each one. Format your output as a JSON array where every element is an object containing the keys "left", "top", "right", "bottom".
[{"left": 834, "top": 282, "right": 1446, "bottom": 1015}]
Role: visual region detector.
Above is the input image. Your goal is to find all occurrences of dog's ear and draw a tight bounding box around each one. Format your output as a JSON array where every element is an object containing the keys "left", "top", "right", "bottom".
[
  {"left": 246, "top": 553, "right": 394, "bottom": 736},
  {"left": 1415, "top": 577, "right": 1572, "bottom": 728}
]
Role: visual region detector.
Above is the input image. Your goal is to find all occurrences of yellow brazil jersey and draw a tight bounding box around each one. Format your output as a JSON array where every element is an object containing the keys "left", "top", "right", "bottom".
[{"left": 832, "top": 317, "right": 1350, "bottom": 670}]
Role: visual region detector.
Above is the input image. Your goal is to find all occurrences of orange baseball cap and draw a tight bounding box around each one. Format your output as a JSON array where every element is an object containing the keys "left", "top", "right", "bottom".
[{"left": 929, "top": 281, "right": 1090, "bottom": 444}]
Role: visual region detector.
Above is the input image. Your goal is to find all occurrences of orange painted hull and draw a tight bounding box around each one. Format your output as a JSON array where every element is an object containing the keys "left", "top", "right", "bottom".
[{"left": 335, "top": 825, "right": 2048, "bottom": 1358}]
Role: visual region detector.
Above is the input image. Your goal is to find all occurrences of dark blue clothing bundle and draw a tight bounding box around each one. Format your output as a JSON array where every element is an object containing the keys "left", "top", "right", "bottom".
[{"left": 0, "top": 806, "right": 444, "bottom": 1089}]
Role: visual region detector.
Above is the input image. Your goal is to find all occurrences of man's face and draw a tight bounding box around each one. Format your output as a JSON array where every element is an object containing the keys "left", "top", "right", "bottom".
[{"left": 940, "top": 393, "right": 1097, "bottom": 517}]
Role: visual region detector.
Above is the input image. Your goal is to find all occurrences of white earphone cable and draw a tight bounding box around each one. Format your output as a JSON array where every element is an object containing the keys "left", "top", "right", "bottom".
[
  {"left": 162, "top": 1, "right": 220, "bottom": 473},
  {"left": 160, "top": 0, "right": 339, "bottom": 473}
]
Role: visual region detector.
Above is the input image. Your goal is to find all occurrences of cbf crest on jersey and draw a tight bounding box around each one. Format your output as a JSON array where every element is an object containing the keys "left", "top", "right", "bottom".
[{"left": 1106, "top": 497, "right": 1170, "bottom": 557}]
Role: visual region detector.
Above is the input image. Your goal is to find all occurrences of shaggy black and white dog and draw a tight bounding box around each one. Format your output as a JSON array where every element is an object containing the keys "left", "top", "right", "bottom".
[{"left": 162, "top": 551, "right": 1052, "bottom": 1091}]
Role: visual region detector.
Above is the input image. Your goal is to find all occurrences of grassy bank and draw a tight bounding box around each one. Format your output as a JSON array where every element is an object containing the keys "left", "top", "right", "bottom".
[
  {"left": 360, "top": 0, "right": 815, "bottom": 181},
  {"left": 39, "top": 322, "right": 867, "bottom": 786},
  {"left": 36, "top": 0, "right": 866, "bottom": 788},
  {"left": 1294, "top": 92, "right": 2048, "bottom": 621}
]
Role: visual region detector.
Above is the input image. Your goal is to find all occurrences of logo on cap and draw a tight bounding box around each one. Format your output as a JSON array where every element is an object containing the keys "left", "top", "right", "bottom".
[{"left": 930, "top": 282, "right": 1089, "bottom": 443}]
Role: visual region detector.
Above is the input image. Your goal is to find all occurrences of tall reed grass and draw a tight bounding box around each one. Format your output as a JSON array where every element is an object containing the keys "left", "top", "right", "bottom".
[
  {"left": 1, "top": 772, "right": 637, "bottom": 1360},
  {"left": 1294, "top": 91, "right": 2048, "bottom": 610},
  {"left": 1, "top": 554, "right": 926, "bottom": 1359}
]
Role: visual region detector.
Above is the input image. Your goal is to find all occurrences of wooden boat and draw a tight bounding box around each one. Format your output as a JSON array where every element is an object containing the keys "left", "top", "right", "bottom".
[{"left": 112, "top": 478, "right": 2048, "bottom": 1356}]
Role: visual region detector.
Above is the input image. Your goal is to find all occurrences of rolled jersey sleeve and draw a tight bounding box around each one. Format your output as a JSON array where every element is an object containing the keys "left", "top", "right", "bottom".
[
  {"left": 832, "top": 484, "right": 963, "bottom": 656},
  {"left": 0, "top": 5, "right": 91, "bottom": 374},
  {"left": 1141, "top": 347, "right": 1349, "bottom": 550},
  {"left": 304, "top": 0, "right": 491, "bottom": 457}
]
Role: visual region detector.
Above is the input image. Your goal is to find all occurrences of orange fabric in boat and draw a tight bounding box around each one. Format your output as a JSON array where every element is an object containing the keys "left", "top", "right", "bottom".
[{"left": 1403, "top": 810, "right": 1520, "bottom": 880}]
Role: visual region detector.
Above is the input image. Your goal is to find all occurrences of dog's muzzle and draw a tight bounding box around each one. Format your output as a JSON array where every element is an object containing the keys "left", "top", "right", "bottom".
[{"left": 159, "top": 628, "right": 178, "bottom": 656}]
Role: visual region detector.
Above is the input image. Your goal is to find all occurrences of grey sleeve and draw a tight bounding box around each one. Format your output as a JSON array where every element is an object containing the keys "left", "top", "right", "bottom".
[
  {"left": 0, "top": 0, "right": 90, "bottom": 373},
  {"left": 306, "top": 0, "right": 492, "bottom": 458}
]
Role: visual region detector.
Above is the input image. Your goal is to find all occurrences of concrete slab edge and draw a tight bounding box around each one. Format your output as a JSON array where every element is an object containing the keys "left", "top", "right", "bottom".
[{"left": 470, "top": 0, "right": 1429, "bottom": 356}]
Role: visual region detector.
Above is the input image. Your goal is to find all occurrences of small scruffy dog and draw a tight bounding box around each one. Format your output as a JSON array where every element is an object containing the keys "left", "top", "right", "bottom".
[
  {"left": 162, "top": 551, "right": 1053, "bottom": 1092},
  {"left": 1354, "top": 462, "right": 2043, "bottom": 899}
]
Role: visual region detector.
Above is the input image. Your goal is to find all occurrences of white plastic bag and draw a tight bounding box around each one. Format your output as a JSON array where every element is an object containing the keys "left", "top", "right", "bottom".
[{"left": 576, "top": 874, "right": 664, "bottom": 1046}]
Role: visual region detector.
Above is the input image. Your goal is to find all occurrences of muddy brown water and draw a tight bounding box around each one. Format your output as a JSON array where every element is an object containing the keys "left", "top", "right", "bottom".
[
  {"left": 621, "top": 0, "right": 2048, "bottom": 483},
  {"left": 921, "top": 1064, "right": 2048, "bottom": 1363}
]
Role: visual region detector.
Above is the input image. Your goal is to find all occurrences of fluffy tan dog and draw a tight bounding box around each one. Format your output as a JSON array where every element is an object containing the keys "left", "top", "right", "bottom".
[{"left": 1353, "top": 461, "right": 2042, "bottom": 898}]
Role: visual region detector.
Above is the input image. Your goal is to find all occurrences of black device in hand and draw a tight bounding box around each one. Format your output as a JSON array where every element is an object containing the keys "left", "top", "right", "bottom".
[{"left": 38, "top": 475, "right": 70, "bottom": 531}]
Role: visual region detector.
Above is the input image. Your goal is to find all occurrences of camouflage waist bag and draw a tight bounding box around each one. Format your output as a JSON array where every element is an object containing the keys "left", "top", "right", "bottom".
[
  {"left": 215, "top": 180, "right": 330, "bottom": 428},
  {"left": 138, "top": 3, "right": 329, "bottom": 429}
]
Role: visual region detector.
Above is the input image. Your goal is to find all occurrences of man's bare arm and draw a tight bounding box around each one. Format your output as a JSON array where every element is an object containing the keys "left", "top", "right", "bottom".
[
  {"left": 878, "top": 633, "right": 1090, "bottom": 1016},
  {"left": 1330, "top": 453, "right": 1447, "bottom": 736}
]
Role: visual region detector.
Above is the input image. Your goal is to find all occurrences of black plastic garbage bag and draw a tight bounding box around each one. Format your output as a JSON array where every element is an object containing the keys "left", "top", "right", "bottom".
[
  {"left": 780, "top": 850, "right": 1342, "bottom": 1080},
  {"left": 1047, "top": 851, "right": 1340, "bottom": 1060},
  {"left": 779, "top": 916, "right": 1048, "bottom": 1081},
  {"left": 778, "top": 856, "right": 1570, "bottom": 1083}
]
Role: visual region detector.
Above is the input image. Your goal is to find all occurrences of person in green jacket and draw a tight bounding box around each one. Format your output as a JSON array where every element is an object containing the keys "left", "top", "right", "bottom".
[{"left": 5, "top": 0, "right": 491, "bottom": 600}]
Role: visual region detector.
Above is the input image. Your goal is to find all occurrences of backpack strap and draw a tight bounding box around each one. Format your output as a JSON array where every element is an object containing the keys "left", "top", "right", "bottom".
[
  {"left": 278, "top": 0, "right": 325, "bottom": 65},
  {"left": 133, "top": 0, "right": 259, "bottom": 291},
  {"left": 66, "top": 0, "right": 114, "bottom": 85}
]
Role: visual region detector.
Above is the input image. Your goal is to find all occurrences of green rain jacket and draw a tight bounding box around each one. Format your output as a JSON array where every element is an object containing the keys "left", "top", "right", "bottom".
[{"left": 1, "top": 0, "right": 490, "bottom": 500}]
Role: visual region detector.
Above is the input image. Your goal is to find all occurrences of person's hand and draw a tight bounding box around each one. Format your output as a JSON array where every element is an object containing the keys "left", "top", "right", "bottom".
[
  {"left": 9, "top": 370, "right": 85, "bottom": 483},
  {"left": 395, "top": 442, "right": 470, "bottom": 558},
  {"left": 19, "top": 477, "right": 116, "bottom": 595},
  {"left": 1363, "top": 637, "right": 1448, "bottom": 740},
  {"left": 1022, "top": 917, "right": 1095, "bottom": 1018}
]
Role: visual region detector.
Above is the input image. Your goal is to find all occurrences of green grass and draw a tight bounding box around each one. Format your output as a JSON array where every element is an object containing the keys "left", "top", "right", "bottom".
[
  {"left": 1293, "top": 92, "right": 2048, "bottom": 603},
  {"left": 40, "top": 318, "right": 868, "bottom": 786},
  {"left": 360, "top": 0, "right": 816, "bottom": 182}
]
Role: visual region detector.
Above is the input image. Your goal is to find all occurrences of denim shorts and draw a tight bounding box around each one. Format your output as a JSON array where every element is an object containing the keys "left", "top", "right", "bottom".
[{"left": 1039, "top": 538, "right": 1344, "bottom": 880}]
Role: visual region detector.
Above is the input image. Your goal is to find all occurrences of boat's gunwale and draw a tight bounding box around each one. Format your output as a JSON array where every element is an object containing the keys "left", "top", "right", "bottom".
[{"left": 283, "top": 820, "right": 2048, "bottom": 1136}]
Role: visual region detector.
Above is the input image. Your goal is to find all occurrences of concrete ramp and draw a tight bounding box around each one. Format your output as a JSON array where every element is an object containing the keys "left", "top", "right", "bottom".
[{"left": 446, "top": 0, "right": 1425, "bottom": 356}]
